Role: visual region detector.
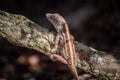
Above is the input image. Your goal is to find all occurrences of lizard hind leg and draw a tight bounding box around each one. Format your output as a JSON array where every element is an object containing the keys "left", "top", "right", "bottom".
[{"left": 50, "top": 54, "right": 67, "bottom": 64}]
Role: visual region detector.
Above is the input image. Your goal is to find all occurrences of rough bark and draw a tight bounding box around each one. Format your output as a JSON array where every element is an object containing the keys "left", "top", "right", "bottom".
[{"left": 0, "top": 10, "right": 120, "bottom": 80}]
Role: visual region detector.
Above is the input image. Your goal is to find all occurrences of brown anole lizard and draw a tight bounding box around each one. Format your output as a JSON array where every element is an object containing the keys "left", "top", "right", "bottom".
[{"left": 46, "top": 13, "right": 79, "bottom": 80}]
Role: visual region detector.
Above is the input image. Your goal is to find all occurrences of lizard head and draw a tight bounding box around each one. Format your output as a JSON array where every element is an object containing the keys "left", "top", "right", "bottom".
[{"left": 46, "top": 13, "right": 66, "bottom": 33}]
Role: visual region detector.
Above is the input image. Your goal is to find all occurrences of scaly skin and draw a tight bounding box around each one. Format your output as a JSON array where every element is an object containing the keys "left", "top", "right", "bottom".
[{"left": 46, "top": 13, "right": 79, "bottom": 80}]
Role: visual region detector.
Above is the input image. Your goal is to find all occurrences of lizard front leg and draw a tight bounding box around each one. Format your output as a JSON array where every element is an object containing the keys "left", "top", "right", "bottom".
[{"left": 49, "top": 33, "right": 67, "bottom": 64}]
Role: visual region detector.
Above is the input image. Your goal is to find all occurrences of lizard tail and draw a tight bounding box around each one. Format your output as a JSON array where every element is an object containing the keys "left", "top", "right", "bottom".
[{"left": 68, "top": 65, "right": 79, "bottom": 80}]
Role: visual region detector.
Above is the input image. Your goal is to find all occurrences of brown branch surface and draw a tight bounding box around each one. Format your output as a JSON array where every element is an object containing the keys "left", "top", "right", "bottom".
[{"left": 0, "top": 10, "right": 120, "bottom": 80}]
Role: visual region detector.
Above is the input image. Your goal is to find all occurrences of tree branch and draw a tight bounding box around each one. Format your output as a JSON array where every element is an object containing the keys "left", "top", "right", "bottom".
[{"left": 0, "top": 10, "right": 119, "bottom": 80}]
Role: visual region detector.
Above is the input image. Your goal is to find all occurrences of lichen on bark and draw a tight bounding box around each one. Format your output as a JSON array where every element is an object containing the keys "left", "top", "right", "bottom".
[{"left": 0, "top": 10, "right": 120, "bottom": 80}]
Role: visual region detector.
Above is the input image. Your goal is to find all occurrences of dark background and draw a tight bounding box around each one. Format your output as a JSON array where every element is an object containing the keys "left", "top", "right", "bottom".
[{"left": 0, "top": 0, "right": 120, "bottom": 80}]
